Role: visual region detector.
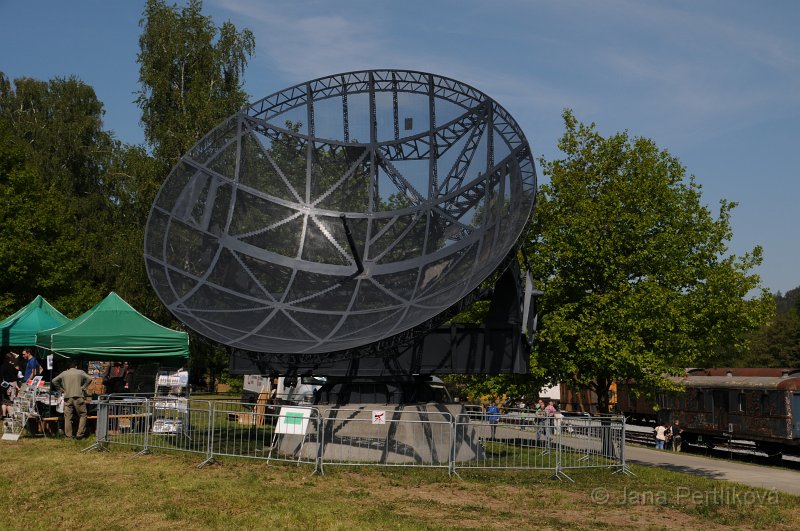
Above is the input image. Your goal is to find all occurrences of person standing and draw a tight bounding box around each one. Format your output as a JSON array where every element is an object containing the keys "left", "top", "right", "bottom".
[
  {"left": 553, "top": 409, "right": 564, "bottom": 435},
  {"left": 670, "top": 419, "right": 683, "bottom": 452},
  {"left": 21, "top": 348, "right": 42, "bottom": 384},
  {"left": 544, "top": 401, "right": 556, "bottom": 439},
  {"left": 1, "top": 353, "right": 20, "bottom": 418},
  {"left": 654, "top": 423, "right": 667, "bottom": 450},
  {"left": 486, "top": 400, "right": 500, "bottom": 440},
  {"left": 51, "top": 361, "right": 92, "bottom": 439},
  {"left": 103, "top": 361, "right": 128, "bottom": 395}
]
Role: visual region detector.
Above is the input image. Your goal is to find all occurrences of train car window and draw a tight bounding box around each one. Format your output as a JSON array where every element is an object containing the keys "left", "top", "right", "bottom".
[
  {"left": 737, "top": 392, "right": 745, "bottom": 413},
  {"left": 713, "top": 390, "right": 729, "bottom": 411},
  {"left": 710, "top": 392, "right": 715, "bottom": 423},
  {"left": 696, "top": 391, "right": 704, "bottom": 411},
  {"left": 760, "top": 393, "right": 770, "bottom": 415}
]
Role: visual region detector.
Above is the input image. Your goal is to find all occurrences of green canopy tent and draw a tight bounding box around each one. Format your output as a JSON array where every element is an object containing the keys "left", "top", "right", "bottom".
[
  {"left": 35, "top": 292, "right": 189, "bottom": 361},
  {"left": 0, "top": 295, "right": 71, "bottom": 347}
]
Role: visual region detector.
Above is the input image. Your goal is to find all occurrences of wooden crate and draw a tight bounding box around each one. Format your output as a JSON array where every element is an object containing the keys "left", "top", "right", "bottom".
[{"left": 236, "top": 390, "right": 269, "bottom": 426}]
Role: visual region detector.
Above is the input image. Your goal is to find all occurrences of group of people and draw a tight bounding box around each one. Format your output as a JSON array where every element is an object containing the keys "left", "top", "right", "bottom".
[
  {"left": 2, "top": 348, "right": 44, "bottom": 418},
  {"left": 485, "top": 398, "right": 562, "bottom": 439},
  {"left": 533, "top": 399, "right": 558, "bottom": 417},
  {"left": 2, "top": 349, "right": 131, "bottom": 440},
  {"left": 654, "top": 419, "right": 683, "bottom": 451}
]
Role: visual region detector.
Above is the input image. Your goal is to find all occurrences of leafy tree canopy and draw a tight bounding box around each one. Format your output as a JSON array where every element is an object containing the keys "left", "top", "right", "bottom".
[
  {"left": 136, "top": 0, "right": 255, "bottom": 169},
  {"left": 0, "top": 73, "right": 120, "bottom": 316},
  {"left": 0, "top": 1, "right": 256, "bottom": 390},
  {"left": 740, "top": 286, "right": 800, "bottom": 368},
  {"left": 527, "top": 110, "right": 773, "bottom": 411},
  {"left": 775, "top": 287, "right": 800, "bottom": 314},
  {"left": 136, "top": 0, "right": 255, "bottom": 386},
  {"left": 742, "top": 310, "right": 800, "bottom": 368}
]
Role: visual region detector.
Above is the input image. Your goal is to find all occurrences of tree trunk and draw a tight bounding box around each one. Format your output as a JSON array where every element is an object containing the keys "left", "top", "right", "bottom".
[{"left": 595, "top": 376, "right": 610, "bottom": 413}]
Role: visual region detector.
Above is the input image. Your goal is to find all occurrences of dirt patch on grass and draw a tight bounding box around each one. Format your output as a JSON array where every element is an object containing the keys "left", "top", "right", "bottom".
[{"left": 322, "top": 471, "right": 760, "bottom": 530}]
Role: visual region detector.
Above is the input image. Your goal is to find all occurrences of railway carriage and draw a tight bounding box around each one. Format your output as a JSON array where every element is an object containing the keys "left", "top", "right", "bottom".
[
  {"left": 567, "top": 369, "right": 800, "bottom": 456},
  {"left": 657, "top": 372, "right": 800, "bottom": 456}
]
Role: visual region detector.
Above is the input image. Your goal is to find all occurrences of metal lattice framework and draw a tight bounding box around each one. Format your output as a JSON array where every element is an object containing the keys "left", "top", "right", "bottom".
[{"left": 144, "top": 70, "right": 537, "bottom": 354}]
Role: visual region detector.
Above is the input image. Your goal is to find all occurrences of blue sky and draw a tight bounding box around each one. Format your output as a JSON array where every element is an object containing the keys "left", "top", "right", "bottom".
[{"left": 1, "top": 0, "right": 798, "bottom": 294}]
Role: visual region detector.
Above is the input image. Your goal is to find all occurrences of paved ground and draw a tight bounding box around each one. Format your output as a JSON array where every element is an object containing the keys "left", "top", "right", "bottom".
[{"left": 625, "top": 444, "right": 800, "bottom": 496}]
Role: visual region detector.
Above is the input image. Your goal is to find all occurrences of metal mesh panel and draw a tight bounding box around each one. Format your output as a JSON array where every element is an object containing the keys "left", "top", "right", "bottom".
[
  {"left": 208, "top": 401, "right": 320, "bottom": 465},
  {"left": 319, "top": 408, "right": 453, "bottom": 470},
  {"left": 94, "top": 396, "right": 150, "bottom": 450},
  {"left": 453, "top": 410, "right": 558, "bottom": 470},
  {"left": 557, "top": 415, "right": 625, "bottom": 470},
  {"left": 145, "top": 70, "right": 537, "bottom": 354}
]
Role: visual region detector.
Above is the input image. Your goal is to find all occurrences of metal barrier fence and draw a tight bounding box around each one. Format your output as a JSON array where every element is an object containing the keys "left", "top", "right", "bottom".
[
  {"left": 207, "top": 400, "right": 320, "bottom": 467},
  {"left": 454, "top": 411, "right": 558, "bottom": 472},
  {"left": 319, "top": 408, "right": 454, "bottom": 474},
  {"left": 89, "top": 399, "right": 632, "bottom": 479}
]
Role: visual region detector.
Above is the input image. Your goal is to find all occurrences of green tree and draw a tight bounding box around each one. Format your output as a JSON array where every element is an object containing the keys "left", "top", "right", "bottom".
[
  {"left": 0, "top": 73, "right": 120, "bottom": 316},
  {"left": 136, "top": 0, "right": 255, "bottom": 380},
  {"left": 743, "top": 310, "right": 800, "bottom": 367},
  {"left": 528, "top": 110, "right": 773, "bottom": 411},
  {"left": 775, "top": 287, "right": 800, "bottom": 314},
  {"left": 741, "top": 287, "right": 800, "bottom": 367},
  {"left": 136, "top": 0, "right": 255, "bottom": 170},
  {"left": 95, "top": 142, "right": 171, "bottom": 320},
  {"left": 0, "top": 128, "right": 88, "bottom": 315},
  {"left": 0, "top": 74, "right": 114, "bottom": 197}
]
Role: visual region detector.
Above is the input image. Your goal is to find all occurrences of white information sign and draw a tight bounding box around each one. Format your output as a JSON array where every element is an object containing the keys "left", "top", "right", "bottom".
[
  {"left": 372, "top": 410, "right": 386, "bottom": 425},
  {"left": 276, "top": 407, "right": 311, "bottom": 435}
]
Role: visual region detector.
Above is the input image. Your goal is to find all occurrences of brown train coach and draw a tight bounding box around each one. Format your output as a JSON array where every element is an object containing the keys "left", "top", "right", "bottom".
[
  {"left": 661, "top": 373, "right": 800, "bottom": 456},
  {"left": 618, "top": 368, "right": 800, "bottom": 457},
  {"left": 618, "top": 369, "right": 799, "bottom": 423}
]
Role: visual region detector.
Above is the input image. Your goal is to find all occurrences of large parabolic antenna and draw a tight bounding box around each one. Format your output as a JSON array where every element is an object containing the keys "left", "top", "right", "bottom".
[{"left": 144, "top": 70, "right": 536, "bottom": 355}]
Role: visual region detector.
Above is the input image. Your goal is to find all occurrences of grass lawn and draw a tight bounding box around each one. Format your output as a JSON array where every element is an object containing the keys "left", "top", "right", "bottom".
[{"left": 1, "top": 436, "right": 798, "bottom": 530}]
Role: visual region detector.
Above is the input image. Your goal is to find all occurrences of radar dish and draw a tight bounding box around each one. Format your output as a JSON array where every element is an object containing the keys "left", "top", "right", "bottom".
[{"left": 144, "top": 70, "right": 536, "bottom": 354}]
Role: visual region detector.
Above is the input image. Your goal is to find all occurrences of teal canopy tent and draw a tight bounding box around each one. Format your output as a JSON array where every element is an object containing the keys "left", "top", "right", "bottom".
[
  {"left": 0, "top": 295, "right": 71, "bottom": 347},
  {"left": 35, "top": 292, "right": 189, "bottom": 361}
]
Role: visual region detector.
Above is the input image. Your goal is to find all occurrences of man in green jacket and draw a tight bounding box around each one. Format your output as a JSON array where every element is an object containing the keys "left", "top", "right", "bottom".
[{"left": 51, "top": 361, "right": 92, "bottom": 439}]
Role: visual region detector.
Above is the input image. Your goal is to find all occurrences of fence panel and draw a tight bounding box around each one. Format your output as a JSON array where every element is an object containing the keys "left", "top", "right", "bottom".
[
  {"left": 453, "top": 410, "right": 557, "bottom": 471},
  {"left": 557, "top": 414, "right": 624, "bottom": 470},
  {"left": 143, "top": 399, "right": 213, "bottom": 456},
  {"left": 208, "top": 401, "right": 320, "bottom": 466},
  {"left": 95, "top": 396, "right": 150, "bottom": 450},
  {"left": 319, "top": 407, "right": 453, "bottom": 472}
]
